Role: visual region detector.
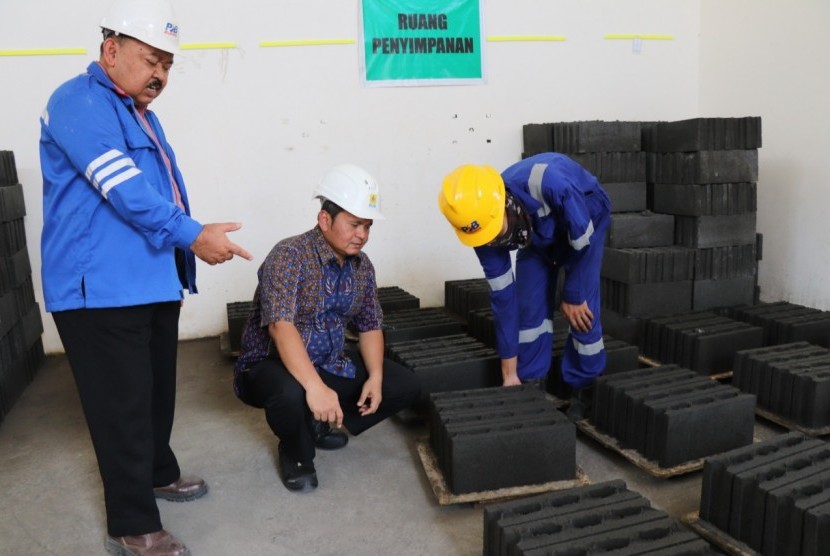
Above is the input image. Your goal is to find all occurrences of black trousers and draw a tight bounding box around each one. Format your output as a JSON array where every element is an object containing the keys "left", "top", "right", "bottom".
[
  {"left": 237, "top": 347, "right": 421, "bottom": 465},
  {"left": 53, "top": 302, "right": 182, "bottom": 537}
]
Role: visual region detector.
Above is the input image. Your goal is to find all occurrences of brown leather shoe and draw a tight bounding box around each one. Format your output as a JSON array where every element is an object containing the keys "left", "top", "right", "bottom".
[
  {"left": 153, "top": 476, "right": 208, "bottom": 502},
  {"left": 106, "top": 529, "right": 190, "bottom": 556}
]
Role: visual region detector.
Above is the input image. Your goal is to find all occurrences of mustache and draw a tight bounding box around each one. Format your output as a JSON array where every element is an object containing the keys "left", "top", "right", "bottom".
[{"left": 147, "top": 79, "right": 163, "bottom": 90}]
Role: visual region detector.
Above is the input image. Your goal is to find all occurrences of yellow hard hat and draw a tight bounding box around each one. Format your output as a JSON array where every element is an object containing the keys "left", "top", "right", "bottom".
[{"left": 438, "top": 164, "right": 505, "bottom": 247}]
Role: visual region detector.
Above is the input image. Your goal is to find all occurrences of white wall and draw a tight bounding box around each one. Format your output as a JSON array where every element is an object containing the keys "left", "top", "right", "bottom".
[
  {"left": 1, "top": 0, "right": 701, "bottom": 354},
  {"left": 699, "top": 0, "right": 830, "bottom": 310}
]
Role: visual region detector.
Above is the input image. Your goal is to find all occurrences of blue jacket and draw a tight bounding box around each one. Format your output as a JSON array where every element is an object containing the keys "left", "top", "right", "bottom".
[
  {"left": 474, "top": 153, "right": 610, "bottom": 359},
  {"left": 40, "top": 62, "right": 204, "bottom": 312}
]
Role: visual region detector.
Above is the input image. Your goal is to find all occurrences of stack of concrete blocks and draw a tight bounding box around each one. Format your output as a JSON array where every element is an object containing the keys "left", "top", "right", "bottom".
[
  {"left": 443, "top": 278, "right": 490, "bottom": 320},
  {"left": 524, "top": 118, "right": 763, "bottom": 348},
  {"left": 381, "top": 283, "right": 500, "bottom": 404},
  {"left": 376, "top": 285, "right": 420, "bottom": 312},
  {"left": 592, "top": 366, "right": 755, "bottom": 467},
  {"left": 733, "top": 342, "right": 830, "bottom": 428},
  {"left": 225, "top": 301, "right": 253, "bottom": 354},
  {"left": 722, "top": 301, "right": 830, "bottom": 348},
  {"left": 0, "top": 151, "right": 45, "bottom": 427},
  {"left": 386, "top": 333, "right": 501, "bottom": 405},
  {"left": 638, "top": 310, "right": 764, "bottom": 375},
  {"left": 700, "top": 432, "right": 830, "bottom": 555},
  {"left": 645, "top": 117, "right": 762, "bottom": 310},
  {"left": 483, "top": 479, "right": 717, "bottom": 555},
  {"left": 381, "top": 307, "right": 464, "bottom": 343},
  {"left": 429, "top": 385, "right": 575, "bottom": 495}
]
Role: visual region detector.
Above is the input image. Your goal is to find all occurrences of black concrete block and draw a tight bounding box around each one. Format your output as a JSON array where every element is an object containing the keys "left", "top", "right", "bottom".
[
  {"left": 0, "top": 247, "right": 31, "bottom": 298},
  {"left": 604, "top": 182, "right": 647, "bottom": 213},
  {"left": 518, "top": 517, "right": 699, "bottom": 556},
  {"left": 595, "top": 365, "right": 696, "bottom": 434},
  {"left": 802, "top": 499, "right": 830, "bottom": 556},
  {"left": 607, "top": 211, "right": 675, "bottom": 249},
  {"left": 0, "top": 151, "right": 19, "bottom": 187},
  {"left": 793, "top": 368, "right": 830, "bottom": 427},
  {"left": 548, "top": 121, "right": 643, "bottom": 153},
  {"left": 522, "top": 124, "right": 554, "bottom": 156},
  {"left": 621, "top": 376, "right": 718, "bottom": 451},
  {"left": 600, "top": 309, "right": 643, "bottom": 346},
  {"left": 0, "top": 218, "right": 27, "bottom": 258},
  {"left": 732, "top": 341, "right": 813, "bottom": 394},
  {"left": 723, "top": 301, "right": 830, "bottom": 347},
  {"left": 430, "top": 383, "right": 545, "bottom": 408},
  {"left": 569, "top": 152, "right": 647, "bottom": 183},
  {"left": 444, "top": 278, "right": 491, "bottom": 319},
  {"left": 686, "top": 321, "right": 764, "bottom": 374},
  {"left": 699, "top": 432, "right": 821, "bottom": 530},
  {"left": 647, "top": 150, "right": 759, "bottom": 184},
  {"left": 674, "top": 213, "right": 757, "bottom": 249},
  {"left": 730, "top": 444, "right": 830, "bottom": 547},
  {"left": 225, "top": 301, "right": 252, "bottom": 353},
  {"left": 766, "top": 355, "right": 830, "bottom": 418},
  {"left": 648, "top": 388, "right": 756, "bottom": 467},
  {"left": 593, "top": 365, "right": 688, "bottom": 430},
  {"left": 431, "top": 399, "right": 558, "bottom": 462},
  {"left": 446, "top": 416, "right": 575, "bottom": 494},
  {"left": 763, "top": 467, "right": 830, "bottom": 556},
  {"left": 429, "top": 384, "right": 545, "bottom": 437},
  {"left": 694, "top": 244, "right": 757, "bottom": 280},
  {"left": 641, "top": 311, "right": 717, "bottom": 362},
  {"left": 490, "top": 485, "right": 642, "bottom": 556},
  {"left": 692, "top": 276, "right": 757, "bottom": 311},
  {"left": 601, "top": 279, "right": 693, "bottom": 318},
  {"left": 483, "top": 479, "right": 631, "bottom": 556},
  {"left": 382, "top": 308, "right": 465, "bottom": 342},
  {"left": 511, "top": 501, "right": 667, "bottom": 556},
  {"left": 0, "top": 183, "right": 26, "bottom": 223},
  {"left": 646, "top": 117, "right": 762, "bottom": 152},
  {"left": 754, "top": 348, "right": 829, "bottom": 410},
  {"left": 651, "top": 182, "right": 757, "bottom": 216},
  {"left": 376, "top": 286, "right": 420, "bottom": 312},
  {"left": 602, "top": 246, "right": 695, "bottom": 284},
  {"left": 747, "top": 455, "right": 830, "bottom": 552}
]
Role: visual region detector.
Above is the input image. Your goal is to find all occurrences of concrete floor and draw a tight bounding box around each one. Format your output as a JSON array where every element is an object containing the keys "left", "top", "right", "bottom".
[{"left": 0, "top": 337, "right": 783, "bottom": 556}]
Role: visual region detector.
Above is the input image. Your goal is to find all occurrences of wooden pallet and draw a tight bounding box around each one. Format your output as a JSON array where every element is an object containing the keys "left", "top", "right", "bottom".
[
  {"left": 681, "top": 511, "right": 759, "bottom": 556},
  {"left": 754, "top": 406, "right": 830, "bottom": 437},
  {"left": 638, "top": 355, "right": 734, "bottom": 381},
  {"left": 415, "top": 438, "right": 589, "bottom": 505},
  {"left": 575, "top": 419, "right": 704, "bottom": 478}
]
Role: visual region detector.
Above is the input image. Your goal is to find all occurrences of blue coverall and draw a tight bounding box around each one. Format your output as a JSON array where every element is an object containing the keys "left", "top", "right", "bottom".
[{"left": 474, "top": 153, "right": 611, "bottom": 388}]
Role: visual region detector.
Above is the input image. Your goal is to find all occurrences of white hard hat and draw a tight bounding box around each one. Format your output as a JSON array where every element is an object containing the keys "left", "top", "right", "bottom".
[
  {"left": 100, "top": 0, "right": 180, "bottom": 55},
  {"left": 314, "top": 164, "right": 385, "bottom": 220}
]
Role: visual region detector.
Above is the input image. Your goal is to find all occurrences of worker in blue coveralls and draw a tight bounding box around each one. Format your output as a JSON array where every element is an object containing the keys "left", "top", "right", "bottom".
[{"left": 438, "top": 153, "right": 611, "bottom": 421}]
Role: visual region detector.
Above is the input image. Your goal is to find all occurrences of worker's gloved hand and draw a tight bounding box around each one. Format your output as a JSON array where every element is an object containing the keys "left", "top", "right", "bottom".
[{"left": 560, "top": 300, "right": 593, "bottom": 333}]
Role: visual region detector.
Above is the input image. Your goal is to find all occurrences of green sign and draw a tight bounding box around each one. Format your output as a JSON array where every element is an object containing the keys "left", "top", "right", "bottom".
[{"left": 361, "top": 0, "right": 484, "bottom": 85}]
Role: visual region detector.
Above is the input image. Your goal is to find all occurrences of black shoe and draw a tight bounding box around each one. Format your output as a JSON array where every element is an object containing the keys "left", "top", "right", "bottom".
[
  {"left": 278, "top": 444, "right": 318, "bottom": 491},
  {"left": 310, "top": 420, "right": 349, "bottom": 450},
  {"left": 566, "top": 384, "right": 595, "bottom": 423},
  {"left": 566, "top": 397, "right": 587, "bottom": 423}
]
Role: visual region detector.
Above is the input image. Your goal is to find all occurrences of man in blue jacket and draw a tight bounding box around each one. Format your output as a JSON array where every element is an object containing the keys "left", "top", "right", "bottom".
[
  {"left": 438, "top": 153, "right": 611, "bottom": 422},
  {"left": 39, "top": 1, "right": 252, "bottom": 554}
]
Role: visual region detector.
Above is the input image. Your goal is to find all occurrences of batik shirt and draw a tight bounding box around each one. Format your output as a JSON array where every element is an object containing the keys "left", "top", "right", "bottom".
[{"left": 234, "top": 225, "right": 382, "bottom": 385}]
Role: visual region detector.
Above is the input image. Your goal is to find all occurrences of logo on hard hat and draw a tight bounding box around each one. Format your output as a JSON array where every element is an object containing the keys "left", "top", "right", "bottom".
[
  {"left": 460, "top": 221, "right": 480, "bottom": 234},
  {"left": 368, "top": 193, "right": 378, "bottom": 208},
  {"left": 164, "top": 22, "right": 179, "bottom": 38}
]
